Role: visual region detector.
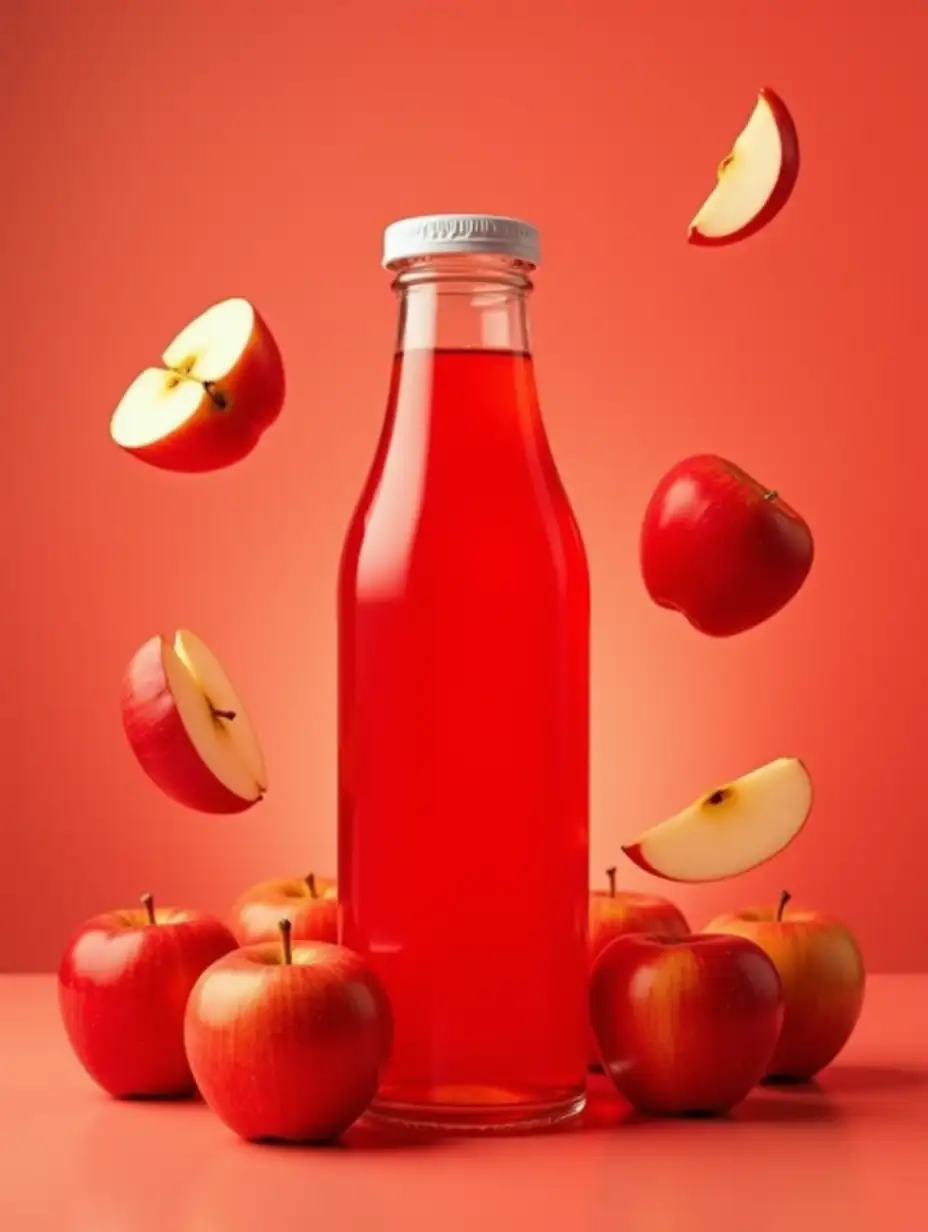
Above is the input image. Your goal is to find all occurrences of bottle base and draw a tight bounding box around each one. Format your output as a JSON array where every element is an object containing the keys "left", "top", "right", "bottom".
[{"left": 366, "top": 1087, "right": 586, "bottom": 1135}]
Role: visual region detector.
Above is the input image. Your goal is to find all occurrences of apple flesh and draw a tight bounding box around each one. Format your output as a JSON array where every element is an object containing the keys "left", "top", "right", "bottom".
[
  {"left": 184, "top": 922, "right": 393, "bottom": 1142},
  {"left": 622, "top": 757, "right": 813, "bottom": 883},
  {"left": 58, "top": 894, "right": 237, "bottom": 1098},
  {"left": 640, "top": 454, "right": 814, "bottom": 637},
  {"left": 588, "top": 868, "right": 690, "bottom": 1069},
  {"left": 110, "top": 297, "right": 285, "bottom": 472},
  {"left": 230, "top": 872, "right": 338, "bottom": 946},
  {"left": 122, "top": 629, "right": 267, "bottom": 815},
  {"left": 704, "top": 891, "right": 865, "bottom": 1081},
  {"left": 689, "top": 87, "right": 800, "bottom": 246},
  {"left": 591, "top": 932, "right": 783, "bottom": 1115}
]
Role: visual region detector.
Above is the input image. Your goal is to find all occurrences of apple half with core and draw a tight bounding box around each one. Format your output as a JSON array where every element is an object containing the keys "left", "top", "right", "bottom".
[
  {"left": 230, "top": 873, "right": 338, "bottom": 946},
  {"left": 640, "top": 454, "right": 814, "bottom": 637},
  {"left": 185, "top": 920, "right": 394, "bottom": 1142},
  {"left": 122, "top": 629, "right": 267, "bottom": 815},
  {"left": 58, "top": 893, "right": 237, "bottom": 1098},
  {"left": 688, "top": 87, "right": 800, "bottom": 246},
  {"left": 622, "top": 757, "right": 813, "bottom": 883},
  {"left": 704, "top": 890, "right": 865, "bottom": 1081},
  {"left": 591, "top": 932, "right": 784, "bottom": 1115},
  {"left": 110, "top": 298, "right": 285, "bottom": 472}
]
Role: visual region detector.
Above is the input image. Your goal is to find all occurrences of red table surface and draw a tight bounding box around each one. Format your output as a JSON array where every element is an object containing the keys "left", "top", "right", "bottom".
[{"left": 2, "top": 974, "right": 925, "bottom": 1231}]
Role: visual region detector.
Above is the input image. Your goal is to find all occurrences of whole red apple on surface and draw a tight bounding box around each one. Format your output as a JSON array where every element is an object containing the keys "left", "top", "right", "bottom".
[
  {"left": 110, "top": 297, "right": 285, "bottom": 472},
  {"left": 590, "top": 932, "right": 783, "bottom": 1116},
  {"left": 122, "top": 629, "right": 268, "bottom": 815},
  {"left": 640, "top": 455, "right": 813, "bottom": 637},
  {"left": 230, "top": 872, "right": 338, "bottom": 946},
  {"left": 184, "top": 921, "right": 393, "bottom": 1142},
  {"left": 704, "top": 891, "right": 865, "bottom": 1081},
  {"left": 588, "top": 868, "right": 690, "bottom": 1069},
  {"left": 688, "top": 87, "right": 800, "bottom": 246},
  {"left": 58, "top": 894, "right": 237, "bottom": 1098}
]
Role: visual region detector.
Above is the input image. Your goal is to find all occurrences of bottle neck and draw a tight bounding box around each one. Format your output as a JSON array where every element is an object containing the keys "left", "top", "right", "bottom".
[{"left": 391, "top": 254, "right": 534, "bottom": 355}]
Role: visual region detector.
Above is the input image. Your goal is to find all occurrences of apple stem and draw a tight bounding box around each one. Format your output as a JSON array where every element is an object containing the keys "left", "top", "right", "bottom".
[
  {"left": 763, "top": 489, "right": 779, "bottom": 503},
  {"left": 776, "top": 890, "right": 792, "bottom": 922},
  {"left": 305, "top": 873, "right": 318, "bottom": 898},
  {"left": 210, "top": 706, "right": 236, "bottom": 722},
  {"left": 140, "top": 893, "right": 156, "bottom": 926},
  {"left": 606, "top": 866, "right": 617, "bottom": 897},
  {"left": 279, "top": 918, "right": 293, "bottom": 966}
]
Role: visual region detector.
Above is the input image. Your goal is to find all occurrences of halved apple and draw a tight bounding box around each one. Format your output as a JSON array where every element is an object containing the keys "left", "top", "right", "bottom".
[
  {"left": 110, "top": 298, "right": 285, "bottom": 472},
  {"left": 621, "top": 758, "right": 812, "bottom": 882},
  {"left": 122, "top": 630, "right": 267, "bottom": 815},
  {"left": 688, "top": 87, "right": 800, "bottom": 246}
]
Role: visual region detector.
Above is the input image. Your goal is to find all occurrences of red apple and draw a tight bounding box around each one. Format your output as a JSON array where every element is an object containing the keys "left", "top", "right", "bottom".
[
  {"left": 689, "top": 87, "right": 800, "bottom": 246},
  {"left": 703, "top": 891, "right": 865, "bottom": 1081},
  {"left": 230, "top": 872, "right": 338, "bottom": 946},
  {"left": 122, "top": 629, "right": 268, "bottom": 815},
  {"left": 184, "top": 921, "right": 393, "bottom": 1142},
  {"left": 640, "top": 454, "right": 814, "bottom": 637},
  {"left": 110, "top": 297, "right": 285, "bottom": 472},
  {"left": 622, "top": 757, "right": 813, "bottom": 883},
  {"left": 590, "top": 932, "right": 783, "bottom": 1115},
  {"left": 58, "top": 894, "right": 237, "bottom": 1098},
  {"left": 588, "top": 868, "right": 690, "bottom": 1069}
]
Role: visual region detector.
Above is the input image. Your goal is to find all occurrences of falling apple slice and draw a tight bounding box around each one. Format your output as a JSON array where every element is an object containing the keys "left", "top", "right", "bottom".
[
  {"left": 110, "top": 298, "right": 285, "bottom": 473},
  {"left": 122, "top": 630, "right": 268, "bottom": 815},
  {"left": 688, "top": 87, "right": 800, "bottom": 246},
  {"left": 621, "top": 758, "right": 812, "bottom": 883}
]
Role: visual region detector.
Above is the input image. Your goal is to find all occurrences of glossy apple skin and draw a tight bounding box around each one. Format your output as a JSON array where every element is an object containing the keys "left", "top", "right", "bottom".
[
  {"left": 58, "top": 907, "right": 237, "bottom": 1098},
  {"left": 703, "top": 904, "right": 865, "bottom": 1081},
  {"left": 121, "top": 635, "right": 259, "bottom": 816},
  {"left": 118, "top": 305, "right": 285, "bottom": 474},
  {"left": 588, "top": 889, "right": 690, "bottom": 1069},
  {"left": 184, "top": 940, "right": 393, "bottom": 1142},
  {"left": 230, "top": 875, "right": 338, "bottom": 946},
  {"left": 640, "top": 454, "right": 813, "bottom": 636},
  {"left": 590, "top": 933, "right": 783, "bottom": 1115},
  {"left": 689, "top": 87, "right": 800, "bottom": 248}
]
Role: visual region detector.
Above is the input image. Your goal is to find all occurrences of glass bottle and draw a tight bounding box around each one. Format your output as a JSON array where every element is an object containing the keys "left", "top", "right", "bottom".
[{"left": 338, "top": 214, "right": 589, "bottom": 1130}]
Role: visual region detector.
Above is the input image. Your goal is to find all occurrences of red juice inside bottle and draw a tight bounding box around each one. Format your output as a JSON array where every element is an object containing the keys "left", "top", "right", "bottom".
[{"left": 338, "top": 215, "right": 589, "bottom": 1130}]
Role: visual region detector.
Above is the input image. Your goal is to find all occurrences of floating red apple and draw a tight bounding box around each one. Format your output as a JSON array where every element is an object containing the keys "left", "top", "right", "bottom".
[
  {"left": 109, "top": 297, "right": 285, "bottom": 471},
  {"left": 184, "top": 921, "right": 393, "bottom": 1142},
  {"left": 704, "top": 891, "right": 865, "bottom": 1081},
  {"left": 230, "top": 873, "right": 338, "bottom": 946},
  {"left": 688, "top": 87, "right": 800, "bottom": 246},
  {"left": 622, "top": 757, "right": 813, "bottom": 883},
  {"left": 121, "top": 629, "right": 267, "bottom": 815},
  {"left": 590, "top": 932, "right": 783, "bottom": 1115},
  {"left": 640, "top": 454, "right": 814, "bottom": 637},
  {"left": 58, "top": 894, "right": 237, "bottom": 1098}
]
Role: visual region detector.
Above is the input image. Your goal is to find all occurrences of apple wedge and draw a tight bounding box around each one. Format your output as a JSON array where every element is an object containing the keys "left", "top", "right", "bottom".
[
  {"left": 621, "top": 758, "right": 812, "bottom": 883},
  {"left": 688, "top": 87, "right": 800, "bottom": 246},
  {"left": 122, "top": 630, "right": 267, "bottom": 814},
  {"left": 110, "top": 298, "right": 285, "bottom": 472}
]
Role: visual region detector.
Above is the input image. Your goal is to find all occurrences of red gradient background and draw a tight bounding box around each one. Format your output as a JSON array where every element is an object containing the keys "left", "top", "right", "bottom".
[{"left": 2, "top": 0, "right": 925, "bottom": 972}]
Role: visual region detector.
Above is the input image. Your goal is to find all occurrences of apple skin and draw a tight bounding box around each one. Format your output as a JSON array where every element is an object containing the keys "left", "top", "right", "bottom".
[
  {"left": 640, "top": 454, "right": 813, "bottom": 637},
  {"left": 703, "top": 895, "right": 865, "bottom": 1081},
  {"left": 121, "top": 634, "right": 260, "bottom": 816},
  {"left": 588, "top": 875, "right": 690, "bottom": 1069},
  {"left": 689, "top": 87, "right": 800, "bottom": 249},
  {"left": 229, "top": 874, "right": 338, "bottom": 947},
  {"left": 58, "top": 902, "right": 237, "bottom": 1098},
  {"left": 184, "top": 938, "right": 393, "bottom": 1142},
  {"left": 590, "top": 932, "right": 783, "bottom": 1115},
  {"left": 123, "top": 304, "right": 285, "bottom": 474}
]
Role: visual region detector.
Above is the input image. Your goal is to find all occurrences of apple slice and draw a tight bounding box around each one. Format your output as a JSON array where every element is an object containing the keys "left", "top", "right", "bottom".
[
  {"left": 110, "top": 298, "right": 285, "bottom": 472},
  {"left": 688, "top": 87, "right": 800, "bottom": 246},
  {"left": 621, "top": 758, "right": 812, "bottom": 883},
  {"left": 122, "top": 630, "right": 267, "bottom": 814}
]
